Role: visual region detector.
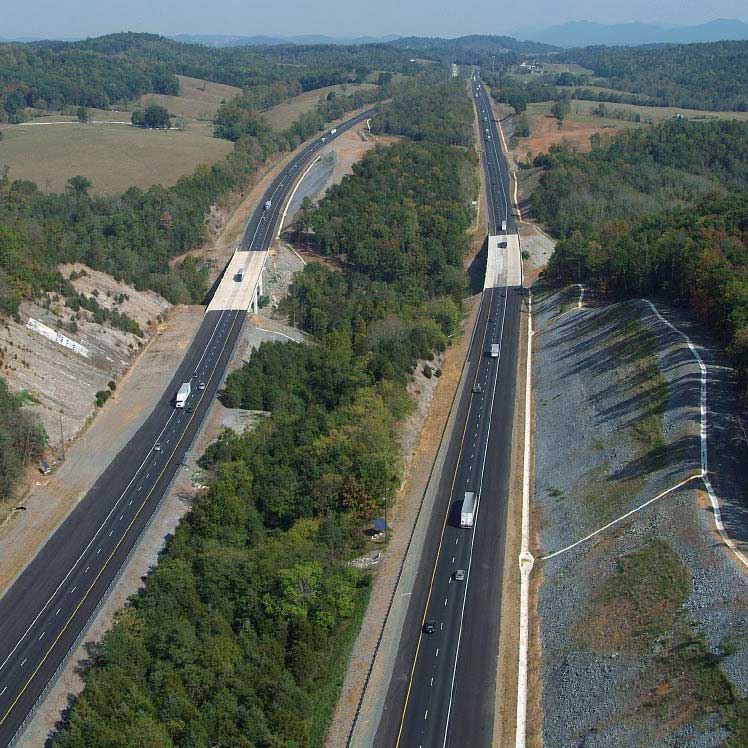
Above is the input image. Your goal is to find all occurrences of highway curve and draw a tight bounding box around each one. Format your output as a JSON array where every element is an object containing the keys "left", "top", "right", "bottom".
[{"left": 0, "top": 107, "right": 375, "bottom": 748}]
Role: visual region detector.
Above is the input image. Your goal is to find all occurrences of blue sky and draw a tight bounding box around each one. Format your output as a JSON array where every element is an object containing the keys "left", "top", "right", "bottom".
[{"left": 3, "top": 0, "right": 748, "bottom": 39}]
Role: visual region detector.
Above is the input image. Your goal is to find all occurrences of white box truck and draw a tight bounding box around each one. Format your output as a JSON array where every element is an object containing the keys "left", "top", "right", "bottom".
[
  {"left": 175, "top": 381, "right": 191, "bottom": 408},
  {"left": 501, "top": 220, "right": 507, "bottom": 231},
  {"left": 491, "top": 344, "right": 500, "bottom": 358},
  {"left": 461, "top": 491, "right": 477, "bottom": 528}
]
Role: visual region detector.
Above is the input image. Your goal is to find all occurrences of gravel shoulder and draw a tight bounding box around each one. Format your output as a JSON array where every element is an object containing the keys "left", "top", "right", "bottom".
[{"left": 533, "top": 288, "right": 748, "bottom": 747}]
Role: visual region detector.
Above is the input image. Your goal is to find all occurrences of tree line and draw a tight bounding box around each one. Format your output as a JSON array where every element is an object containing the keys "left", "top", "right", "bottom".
[
  {"left": 50, "top": 77, "right": 477, "bottom": 748},
  {"left": 561, "top": 40, "right": 748, "bottom": 111},
  {"left": 532, "top": 119, "right": 748, "bottom": 382},
  {"left": 0, "top": 43, "right": 178, "bottom": 121}
]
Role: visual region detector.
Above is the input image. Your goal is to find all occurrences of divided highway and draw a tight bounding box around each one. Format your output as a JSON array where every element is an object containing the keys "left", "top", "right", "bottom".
[
  {"left": 375, "top": 74, "right": 523, "bottom": 748},
  {"left": 0, "top": 107, "right": 375, "bottom": 748}
]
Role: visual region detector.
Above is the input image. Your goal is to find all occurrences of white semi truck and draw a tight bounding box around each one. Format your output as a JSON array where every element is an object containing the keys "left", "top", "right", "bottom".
[
  {"left": 461, "top": 491, "right": 477, "bottom": 528},
  {"left": 175, "top": 381, "right": 191, "bottom": 408}
]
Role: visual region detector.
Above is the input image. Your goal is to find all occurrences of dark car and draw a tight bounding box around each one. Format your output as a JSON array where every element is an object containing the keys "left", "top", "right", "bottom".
[{"left": 423, "top": 620, "right": 437, "bottom": 635}]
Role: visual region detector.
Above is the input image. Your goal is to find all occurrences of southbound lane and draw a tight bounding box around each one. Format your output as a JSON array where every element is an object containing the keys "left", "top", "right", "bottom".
[
  {"left": 376, "top": 74, "right": 522, "bottom": 748},
  {"left": 0, "top": 107, "right": 376, "bottom": 748}
]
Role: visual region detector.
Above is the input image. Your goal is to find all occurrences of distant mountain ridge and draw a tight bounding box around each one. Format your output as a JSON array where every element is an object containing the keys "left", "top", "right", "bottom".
[
  {"left": 519, "top": 18, "right": 748, "bottom": 47},
  {"left": 169, "top": 33, "right": 401, "bottom": 47}
]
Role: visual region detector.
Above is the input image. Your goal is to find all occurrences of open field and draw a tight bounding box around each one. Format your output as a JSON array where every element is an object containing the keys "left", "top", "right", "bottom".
[
  {"left": 512, "top": 99, "right": 748, "bottom": 159},
  {"left": 261, "top": 83, "right": 377, "bottom": 130},
  {"left": 0, "top": 121, "right": 232, "bottom": 194},
  {"left": 569, "top": 98, "right": 748, "bottom": 124},
  {"left": 139, "top": 74, "right": 242, "bottom": 121}
]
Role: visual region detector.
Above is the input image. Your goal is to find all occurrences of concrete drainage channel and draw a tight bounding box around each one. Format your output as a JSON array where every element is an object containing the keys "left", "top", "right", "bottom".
[{"left": 525, "top": 285, "right": 748, "bottom": 746}]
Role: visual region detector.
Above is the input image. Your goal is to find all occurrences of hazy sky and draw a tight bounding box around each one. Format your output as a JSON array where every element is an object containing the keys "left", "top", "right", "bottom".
[{"left": 4, "top": 0, "right": 748, "bottom": 39}]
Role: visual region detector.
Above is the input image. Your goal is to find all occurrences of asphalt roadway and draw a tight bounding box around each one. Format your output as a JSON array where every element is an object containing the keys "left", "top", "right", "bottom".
[
  {"left": 374, "top": 75, "right": 523, "bottom": 748},
  {"left": 0, "top": 107, "right": 376, "bottom": 748}
]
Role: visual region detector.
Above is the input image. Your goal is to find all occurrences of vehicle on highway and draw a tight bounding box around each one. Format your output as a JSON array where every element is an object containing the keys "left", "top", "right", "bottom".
[
  {"left": 330, "top": 128, "right": 337, "bottom": 135},
  {"left": 454, "top": 569, "right": 466, "bottom": 581},
  {"left": 175, "top": 381, "right": 191, "bottom": 408},
  {"left": 501, "top": 220, "right": 507, "bottom": 232},
  {"left": 490, "top": 343, "right": 500, "bottom": 358},
  {"left": 154, "top": 443, "right": 162, "bottom": 452},
  {"left": 472, "top": 383, "right": 482, "bottom": 394},
  {"left": 264, "top": 200, "right": 272, "bottom": 210},
  {"left": 423, "top": 620, "right": 437, "bottom": 635},
  {"left": 235, "top": 267, "right": 244, "bottom": 282},
  {"left": 198, "top": 381, "right": 206, "bottom": 391},
  {"left": 461, "top": 491, "right": 477, "bottom": 528}
]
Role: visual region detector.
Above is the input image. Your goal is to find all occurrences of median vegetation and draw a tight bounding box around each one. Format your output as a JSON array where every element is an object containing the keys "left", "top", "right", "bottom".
[{"left": 50, "top": 75, "right": 477, "bottom": 747}]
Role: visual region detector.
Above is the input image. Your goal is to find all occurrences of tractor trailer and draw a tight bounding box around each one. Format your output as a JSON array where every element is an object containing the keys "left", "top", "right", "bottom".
[
  {"left": 175, "top": 381, "right": 191, "bottom": 408},
  {"left": 461, "top": 491, "right": 477, "bottom": 528}
]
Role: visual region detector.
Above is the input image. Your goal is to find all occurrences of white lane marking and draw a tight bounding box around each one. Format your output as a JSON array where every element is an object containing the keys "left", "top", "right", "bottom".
[
  {"left": 0, "top": 406, "right": 177, "bottom": 676},
  {"left": 435, "top": 649, "right": 439, "bottom": 658},
  {"left": 119, "top": 515, "right": 124, "bottom": 521},
  {"left": 444, "top": 597, "right": 448, "bottom": 607},
  {"left": 55, "top": 609, "right": 61, "bottom": 616},
  {"left": 441, "top": 288, "right": 508, "bottom": 748},
  {"left": 0, "top": 686, "right": 6, "bottom": 696},
  {"left": 20, "top": 659, "right": 26, "bottom": 668},
  {"left": 97, "top": 548, "right": 102, "bottom": 554},
  {"left": 70, "top": 587, "right": 76, "bottom": 594},
  {"left": 38, "top": 632, "right": 45, "bottom": 641},
  {"left": 84, "top": 566, "right": 89, "bottom": 574},
  {"left": 108, "top": 531, "right": 113, "bottom": 537}
]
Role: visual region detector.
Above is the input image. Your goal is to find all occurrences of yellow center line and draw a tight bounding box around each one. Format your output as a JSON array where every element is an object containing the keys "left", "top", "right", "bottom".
[
  {"left": 0, "top": 309, "right": 244, "bottom": 730},
  {"left": 395, "top": 288, "right": 495, "bottom": 747}
]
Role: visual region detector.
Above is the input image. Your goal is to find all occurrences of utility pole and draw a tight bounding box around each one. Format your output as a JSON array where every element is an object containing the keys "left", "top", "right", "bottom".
[
  {"left": 59, "top": 414, "right": 65, "bottom": 461},
  {"left": 384, "top": 488, "right": 388, "bottom": 543}
]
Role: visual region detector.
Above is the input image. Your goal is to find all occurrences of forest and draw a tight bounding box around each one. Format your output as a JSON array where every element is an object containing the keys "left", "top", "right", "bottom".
[
  {"left": 563, "top": 40, "right": 748, "bottom": 111},
  {"left": 0, "top": 42, "right": 178, "bottom": 120},
  {"left": 0, "top": 31, "right": 410, "bottom": 123},
  {"left": 532, "top": 120, "right": 748, "bottom": 381},
  {"left": 371, "top": 75, "right": 475, "bottom": 145},
  {"left": 50, "top": 74, "right": 476, "bottom": 748}
]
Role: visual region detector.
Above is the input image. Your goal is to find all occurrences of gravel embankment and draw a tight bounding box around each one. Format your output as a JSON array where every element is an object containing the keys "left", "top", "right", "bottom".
[{"left": 534, "top": 288, "right": 748, "bottom": 747}]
